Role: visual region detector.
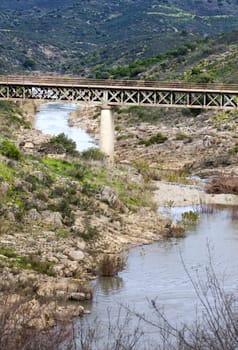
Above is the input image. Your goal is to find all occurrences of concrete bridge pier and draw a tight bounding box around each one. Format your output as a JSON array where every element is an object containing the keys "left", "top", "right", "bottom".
[{"left": 100, "top": 105, "right": 114, "bottom": 161}]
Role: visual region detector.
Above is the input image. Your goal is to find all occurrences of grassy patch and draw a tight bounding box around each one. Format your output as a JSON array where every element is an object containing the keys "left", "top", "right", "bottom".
[
  {"left": 41, "top": 158, "right": 93, "bottom": 182},
  {"left": 0, "top": 247, "right": 17, "bottom": 258},
  {"left": 16, "top": 255, "right": 55, "bottom": 276},
  {"left": 175, "top": 133, "right": 193, "bottom": 142},
  {"left": 0, "top": 139, "right": 21, "bottom": 160},
  {"left": 139, "top": 132, "right": 168, "bottom": 146},
  {"left": 181, "top": 210, "right": 199, "bottom": 225},
  {"left": 0, "top": 160, "right": 15, "bottom": 182},
  {"left": 160, "top": 170, "right": 190, "bottom": 184},
  {"left": 133, "top": 160, "right": 160, "bottom": 182}
]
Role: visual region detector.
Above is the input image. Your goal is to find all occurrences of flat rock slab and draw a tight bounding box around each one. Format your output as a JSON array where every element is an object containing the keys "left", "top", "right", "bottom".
[{"left": 154, "top": 181, "right": 238, "bottom": 207}]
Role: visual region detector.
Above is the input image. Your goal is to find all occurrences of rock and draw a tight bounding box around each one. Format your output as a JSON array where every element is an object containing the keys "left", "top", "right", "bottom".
[
  {"left": 24, "top": 208, "right": 41, "bottom": 223},
  {"left": 63, "top": 261, "right": 79, "bottom": 277},
  {"left": 51, "top": 264, "right": 65, "bottom": 277},
  {"left": 65, "top": 249, "right": 85, "bottom": 262},
  {"left": 96, "top": 186, "right": 119, "bottom": 208},
  {"left": 41, "top": 211, "right": 63, "bottom": 228},
  {"left": 24, "top": 142, "right": 34, "bottom": 149},
  {"left": 6, "top": 211, "right": 16, "bottom": 222},
  {"left": 76, "top": 240, "right": 86, "bottom": 251},
  {"left": 38, "top": 142, "right": 65, "bottom": 154},
  {"left": 68, "top": 292, "right": 86, "bottom": 301},
  {"left": 56, "top": 304, "right": 85, "bottom": 320},
  {"left": 0, "top": 181, "right": 9, "bottom": 197},
  {"left": 13, "top": 178, "right": 24, "bottom": 191}
]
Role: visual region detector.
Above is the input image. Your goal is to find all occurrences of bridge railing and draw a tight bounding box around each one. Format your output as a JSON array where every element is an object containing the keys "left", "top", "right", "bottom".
[{"left": 0, "top": 75, "right": 238, "bottom": 92}]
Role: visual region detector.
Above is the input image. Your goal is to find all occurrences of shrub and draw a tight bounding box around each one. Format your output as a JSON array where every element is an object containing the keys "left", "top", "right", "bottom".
[
  {"left": 68, "top": 163, "right": 88, "bottom": 180},
  {"left": 138, "top": 132, "right": 168, "bottom": 146},
  {"left": 49, "top": 133, "right": 78, "bottom": 155},
  {"left": 80, "top": 225, "right": 99, "bottom": 241},
  {"left": 50, "top": 198, "right": 75, "bottom": 226},
  {"left": 23, "top": 58, "right": 36, "bottom": 69},
  {"left": 206, "top": 176, "right": 238, "bottom": 195},
  {"left": 0, "top": 139, "right": 21, "bottom": 160},
  {"left": 81, "top": 147, "right": 105, "bottom": 161},
  {"left": 181, "top": 210, "right": 199, "bottom": 225},
  {"left": 175, "top": 133, "right": 192, "bottom": 142},
  {"left": 97, "top": 254, "right": 127, "bottom": 276}
]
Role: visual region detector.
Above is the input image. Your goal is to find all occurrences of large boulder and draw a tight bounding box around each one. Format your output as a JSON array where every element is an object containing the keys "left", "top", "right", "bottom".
[
  {"left": 41, "top": 211, "right": 63, "bottom": 228},
  {"left": 96, "top": 186, "right": 119, "bottom": 208},
  {"left": 65, "top": 249, "right": 85, "bottom": 262}
]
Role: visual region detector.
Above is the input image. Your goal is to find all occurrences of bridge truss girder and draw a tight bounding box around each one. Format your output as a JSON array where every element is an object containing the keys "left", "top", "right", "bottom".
[{"left": 0, "top": 84, "right": 238, "bottom": 109}]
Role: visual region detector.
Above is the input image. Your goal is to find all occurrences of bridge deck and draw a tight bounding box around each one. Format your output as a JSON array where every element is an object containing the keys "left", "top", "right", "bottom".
[
  {"left": 0, "top": 75, "right": 238, "bottom": 93},
  {"left": 0, "top": 75, "right": 238, "bottom": 109}
]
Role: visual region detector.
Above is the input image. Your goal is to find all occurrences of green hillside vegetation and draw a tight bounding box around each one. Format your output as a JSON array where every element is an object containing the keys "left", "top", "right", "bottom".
[
  {"left": 0, "top": 101, "right": 154, "bottom": 238},
  {"left": 1, "top": 0, "right": 238, "bottom": 75},
  {"left": 97, "top": 30, "right": 238, "bottom": 83}
]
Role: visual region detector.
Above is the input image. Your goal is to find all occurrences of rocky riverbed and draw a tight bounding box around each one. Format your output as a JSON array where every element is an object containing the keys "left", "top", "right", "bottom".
[
  {"left": 69, "top": 105, "right": 238, "bottom": 176},
  {"left": 1, "top": 101, "right": 238, "bottom": 326},
  {"left": 0, "top": 101, "right": 173, "bottom": 323}
]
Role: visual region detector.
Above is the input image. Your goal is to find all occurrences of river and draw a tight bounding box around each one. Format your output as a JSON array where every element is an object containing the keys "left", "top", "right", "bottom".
[
  {"left": 35, "top": 103, "right": 238, "bottom": 348},
  {"left": 35, "top": 102, "right": 96, "bottom": 151},
  {"left": 82, "top": 206, "right": 238, "bottom": 347}
]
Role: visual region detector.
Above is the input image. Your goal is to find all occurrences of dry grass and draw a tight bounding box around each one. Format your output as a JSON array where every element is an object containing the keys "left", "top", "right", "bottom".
[
  {"left": 206, "top": 176, "right": 238, "bottom": 195},
  {"left": 97, "top": 254, "right": 127, "bottom": 277}
]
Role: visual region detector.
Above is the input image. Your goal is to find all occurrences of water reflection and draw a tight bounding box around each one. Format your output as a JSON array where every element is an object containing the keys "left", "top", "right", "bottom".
[
  {"left": 85, "top": 208, "right": 238, "bottom": 335},
  {"left": 95, "top": 276, "right": 124, "bottom": 296}
]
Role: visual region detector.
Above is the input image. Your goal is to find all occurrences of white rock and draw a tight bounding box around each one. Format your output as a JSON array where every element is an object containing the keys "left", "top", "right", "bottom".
[{"left": 65, "top": 249, "right": 85, "bottom": 262}]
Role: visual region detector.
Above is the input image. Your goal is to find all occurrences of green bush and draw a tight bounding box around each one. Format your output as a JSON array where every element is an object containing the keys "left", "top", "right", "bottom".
[
  {"left": 68, "top": 163, "right": 88, "bottom": 180},
  {"left": 81, "top": 147, "right": 105, "bottom": 161},
  {"left": 0, "top": 139, "right": 21, "bottom": 160},
  {"left": 139, "top": 132, "right": 168, "bottom": 146},
  {"left": 80, "top": 225, "right": 99, "bottom": 241},
  {"left": 50, "top": 133, "right": 78, "bottom": 155},
  {"left": 23, "top": 58, "right": 36, "bottom": 70}
]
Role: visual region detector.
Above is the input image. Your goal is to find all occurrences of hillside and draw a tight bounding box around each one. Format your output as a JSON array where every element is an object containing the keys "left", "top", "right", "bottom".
[
  {"left": 96, "top": 30, "right": 238, "bottom": 83},
  {"left": 1, "top": 0, "right": 238, "bottom": 74}
]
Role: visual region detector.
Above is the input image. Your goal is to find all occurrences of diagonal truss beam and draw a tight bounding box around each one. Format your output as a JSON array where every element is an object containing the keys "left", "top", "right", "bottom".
[{"left": 0, "top": 81, "right": 238, "bottom": 110}]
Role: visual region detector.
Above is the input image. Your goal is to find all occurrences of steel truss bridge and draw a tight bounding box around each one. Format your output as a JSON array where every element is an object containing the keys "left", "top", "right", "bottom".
[{"left": 1, "top": 75, "right": 238, "bottom": 109}]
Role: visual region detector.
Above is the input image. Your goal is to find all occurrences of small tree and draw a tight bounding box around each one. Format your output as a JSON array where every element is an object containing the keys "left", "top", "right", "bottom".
[{"left": 50, "top": 133, "right": 78, "bottom": 155}]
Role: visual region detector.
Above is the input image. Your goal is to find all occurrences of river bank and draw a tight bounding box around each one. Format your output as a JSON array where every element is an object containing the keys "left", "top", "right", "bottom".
[
  {"left": 1, "top": 100, "right": 238, "bottom": 338},
  {"left": 154, "top": 180, "right": 238, "bottom": 207},
  {"left": 69, "top": 104, "right": 238, "bottom": 176},
  {"left": 0, "top": 101, "right": 172, "bottom": 325}
]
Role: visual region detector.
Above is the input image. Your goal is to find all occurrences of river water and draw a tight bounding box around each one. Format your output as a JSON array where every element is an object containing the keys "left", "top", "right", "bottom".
[
  {"left": 35, "top": 102, "right": 96, "bottom": 151},
  {"left": 35, "top": 103, "right": 238, "bottom": 348},
  {"left": 83, "top": 207, "right": 238, "bottom": 346}
]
